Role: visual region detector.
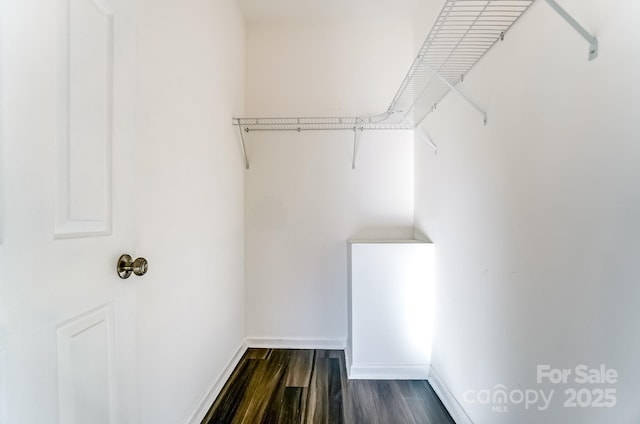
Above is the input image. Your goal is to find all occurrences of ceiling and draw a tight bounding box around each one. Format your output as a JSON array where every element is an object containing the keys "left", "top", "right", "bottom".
[{"left": 238, "top": 0, "right": 434, "bottom": 22}]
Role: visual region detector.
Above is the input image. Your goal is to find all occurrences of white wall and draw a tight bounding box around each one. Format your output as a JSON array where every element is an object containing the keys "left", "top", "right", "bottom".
[
  {"left": 135, "top": 0, "right": 245, "bottom": 422},
  {"left": 414, "top": 0, "right": 640, "bottom": 423},
  {"left": 244, "top": 20, "right": 416, "bottom": 342}
]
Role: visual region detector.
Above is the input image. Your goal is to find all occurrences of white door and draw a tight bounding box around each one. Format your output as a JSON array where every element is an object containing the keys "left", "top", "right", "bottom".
[{"left": 0, "top": 0, "right": 139, "bottom": 423}]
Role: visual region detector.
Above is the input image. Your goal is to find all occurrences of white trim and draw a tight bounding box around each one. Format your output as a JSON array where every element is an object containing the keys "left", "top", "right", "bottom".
[
  {"left": 0, "top": 346, "right": 6, "bottom": 424},
  {"left": 0, "top": 0, "right": 5, "bottom": 245},
  {"left": 345, "top": 346, "right": 353, "bottom": 378},
  {"left": 427, "top": 365, "right": 474, "bottom": 424},
  {"left": 348, "top": 364, "right": 429, "bottom": 380},
  {"left": 181, "top": 340, "right": 248, "bottom": 424},
  {"left": 245, "top": 337, "right": 346, "bottom": 350}
]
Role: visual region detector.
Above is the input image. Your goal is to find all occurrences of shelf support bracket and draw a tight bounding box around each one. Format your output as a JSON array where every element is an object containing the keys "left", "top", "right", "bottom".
[
  {"left": 426, "top": 65, "right": 488, "bottom": 126},
  {"left": 417, "top": 126, "right": 437, "bottom": 154},
  {"left": 545, "top": 0, "right": 598, "bottom": 61},
  {"left": 352, "top": 126, "right": 363, "bottom": 170},
  {"left": 236, "top": 122, "right": 250, "bottom": 170}
]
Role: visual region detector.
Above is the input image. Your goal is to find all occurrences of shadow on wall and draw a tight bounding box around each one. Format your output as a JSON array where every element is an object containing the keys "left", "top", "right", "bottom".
[
  {"left": 350, "top": 226, "right": 418, "bottom": 241},
  {"left": 413, "top": 229, "right": 433, "bottom": 243}
]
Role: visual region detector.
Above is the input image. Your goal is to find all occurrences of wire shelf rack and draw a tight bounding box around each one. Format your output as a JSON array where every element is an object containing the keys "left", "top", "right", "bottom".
[
  {"left": 234, "top": 0, "right": 535, "bottom": 133},
  {"left": 388, "top": 0, "right": 535, "bottom": 127},
  {"left": 232, "top": 115, "right": 415, "bottom": 131}
]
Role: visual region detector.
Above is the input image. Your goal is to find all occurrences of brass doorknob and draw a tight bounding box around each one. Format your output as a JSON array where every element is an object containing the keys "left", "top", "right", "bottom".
[{"left": 117, "top": 254, "right": 148, "bottom": 279}]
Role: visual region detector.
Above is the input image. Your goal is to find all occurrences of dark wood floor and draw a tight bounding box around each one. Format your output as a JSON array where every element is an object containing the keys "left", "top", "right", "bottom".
[{"left": 202, "top": 348, "right": 455, "bottom": 424}]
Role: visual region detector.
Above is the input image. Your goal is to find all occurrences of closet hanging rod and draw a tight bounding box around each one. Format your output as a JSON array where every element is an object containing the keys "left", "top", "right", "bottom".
[{"left": 233, "top": 117, "right": 413, "bottom": 132}]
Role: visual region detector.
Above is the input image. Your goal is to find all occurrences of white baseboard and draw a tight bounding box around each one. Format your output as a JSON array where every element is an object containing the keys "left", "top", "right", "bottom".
[
  {"left": 245, "top": 337, "right": 346, "bottom": 350},
  {"left": 348, "top": 364, "right": 429, "bottom": 380},
  {"left": 427, "top": 365, "right": 474, "bottom": 424},
  {"left": 345, "top": 343, "right": 428, "bottom": 380},
  {"left": 181, "top": 340, "right": 248, "bottom": 424},
  {"left": 0, "top": 347, "right": 6, "bottom": 424},
  {"left": 345, "top": 346, "right": 353, "bottom": 378},
  {"left": 345, "top": 345, "right": 429, "bottom": 380}
]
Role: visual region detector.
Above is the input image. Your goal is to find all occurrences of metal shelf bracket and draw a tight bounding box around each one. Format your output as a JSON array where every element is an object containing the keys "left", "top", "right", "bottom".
[
  {"left": 352, "top": 126, "right": 363, "bottom": 170},
  {"left": 426, "top": 65, "right": 488, "bottom": 126},
  {"left": 236, "top": 121, "right": 250, "bottom": 170},
  {"left": 545, "top": 0, "right": 598, "bottom": 61},
  {"left": 417, "top": 126, "right": 437, "bottom": 154}
]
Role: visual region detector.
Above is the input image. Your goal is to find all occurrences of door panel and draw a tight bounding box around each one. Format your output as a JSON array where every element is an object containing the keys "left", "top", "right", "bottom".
[
  {"left": 57, "top": 306, "right": 116, "bottom": 424},
  {"left": 0, "top": 0, "right": 138, "bottom": 422},
  {"left": 56, "top": 0, "right": 115, "bottom": 238}
]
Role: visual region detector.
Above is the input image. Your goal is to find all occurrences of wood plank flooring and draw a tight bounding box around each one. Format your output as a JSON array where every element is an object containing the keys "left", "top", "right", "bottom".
[{"left": 201, "top": 349, "right": 455, "bottom": 424}]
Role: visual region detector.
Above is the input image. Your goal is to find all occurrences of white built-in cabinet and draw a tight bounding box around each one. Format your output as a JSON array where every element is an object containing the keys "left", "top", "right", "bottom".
[{"left": 347, "top": 240, "right": 434, "bottom": 379}]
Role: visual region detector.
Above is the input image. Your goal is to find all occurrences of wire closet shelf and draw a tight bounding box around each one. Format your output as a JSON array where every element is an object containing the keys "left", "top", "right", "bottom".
[{"left": 234, "top": 0, "right": 535, "bottom": 132}]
